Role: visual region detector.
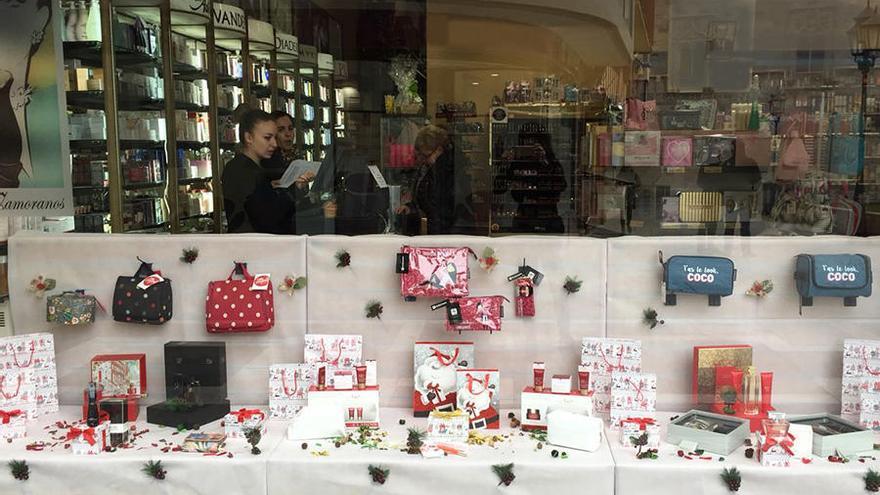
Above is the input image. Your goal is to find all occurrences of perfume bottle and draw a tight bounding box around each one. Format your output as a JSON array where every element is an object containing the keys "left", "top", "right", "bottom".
[
  {"left": 743, "top": 366, "right": 760, "bottom": 416},
  {"left": 86, "top": 382, "right": 100, "bottom": 427}
]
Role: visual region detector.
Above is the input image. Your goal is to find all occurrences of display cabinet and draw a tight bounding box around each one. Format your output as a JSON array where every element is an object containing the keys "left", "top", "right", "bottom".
[
  {"left": 247, "top": 19, "right": 274, "bottom": 113},
  {"left": 317, "top": 52, "right": 335, "bottom": 161},
  {"left": 298, "top": 44, "right": 318, "bottom": 162},
  {"left": 273, "top": 31, "right": 300, "bottom": 145}
]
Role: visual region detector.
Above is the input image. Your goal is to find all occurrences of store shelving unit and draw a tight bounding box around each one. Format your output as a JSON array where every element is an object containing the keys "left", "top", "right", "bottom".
[
  {"left": 298, "top": 44, "right": 318, "bottom": 161},
  {"left": 273, "top": 31, "right": 300, "bottom": 151},
  {"left": 247, "top": 19, "right": 274, "bottom": 113},
  {"left": 317, "top": 52, "right": 335, "bottom": 160}
]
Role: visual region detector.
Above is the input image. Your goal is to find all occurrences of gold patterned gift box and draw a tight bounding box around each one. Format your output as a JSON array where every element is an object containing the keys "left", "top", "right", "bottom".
[
  {"left": 679, "top": 192, "right": 723, "bottom": 222},
  {"left": 692, "top": 345, "right": 752, "bottom": 407}
]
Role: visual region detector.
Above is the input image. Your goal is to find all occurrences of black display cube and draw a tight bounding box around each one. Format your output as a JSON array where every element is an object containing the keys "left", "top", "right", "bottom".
[{"left": 147, "top": 341, "right": 231, "bottom": 429}]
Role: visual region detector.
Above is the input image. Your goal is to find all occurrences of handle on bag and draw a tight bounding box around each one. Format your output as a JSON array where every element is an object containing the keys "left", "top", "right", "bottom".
[
  {"left": 227, "top": 262, "right": 252, "bottom": 281},
  {"left": 134, "top": 257, "right": 155, "bottom": 278}
]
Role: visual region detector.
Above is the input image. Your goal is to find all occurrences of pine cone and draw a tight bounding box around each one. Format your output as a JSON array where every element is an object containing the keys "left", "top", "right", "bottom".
[
  {"left": 500, "top": 473, "right": 515, "bottom": 486},
  {"left": 726, "top": 479, "right": 740, "bottom": 492}
]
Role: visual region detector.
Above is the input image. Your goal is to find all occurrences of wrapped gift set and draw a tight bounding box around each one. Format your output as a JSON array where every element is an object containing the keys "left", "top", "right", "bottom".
[
  {"left": 581, "top": 338, "right": 642, "bottom": 418},
  {"left": 0, "top": 408, "right": 27, "bottom": 440},
  {"left": 397, "top": 246, "right": 475, "bottom": 301},
  {"left": 840, "top": 339, "right": 880, "bottom": 420},
  {"left": 304, "top": 334, "right": 362, "bottom": 388},
  {"left": 269, "top": 363, "right": 316, "bottom": 419},
  {"left": 67, "top": 421, "right": 109, "bottom": 455},
  {"left": 182, "top": 432, "right": 226, "bottom": 453},
  {"left": 91, "top": 353, "right": 147, "bottom": 398},
  {"left": 610, "top": 371, "right": 657, "bottom": 428},
  {"left": 789, "top": 413, "right": 874, "bottom": 457},
  {"left": 427, "top": 410, "right": 469, "bottom": 443},
  {"left": 0, "top": 333, "right": 58, "bottom": 419},
  {"left": 224, "top": 408, "right": 267, "bottom": 439},
  {"left": 755, "top": 431, "right": 792, "bottom": 467},
  {"left": 620, "top": 417, "right": 660, "bottom": 449},
  {"left": 520, "top": 387, "right": 593, "bottom": 431},
  {"left": 666, "top": 410, "right": 750, "bottom": 455},
  {"left": 307, "top": 385, "right": 380, "bottom": 428},
  {"left": 693, "top": 345, "right": 752, "bottom": 408},
  {"left": 413, "top": 342, "right": 474, "bottom": 417},
  {"left": 456, "top": 369, "right": 499, "bottom": 430}
]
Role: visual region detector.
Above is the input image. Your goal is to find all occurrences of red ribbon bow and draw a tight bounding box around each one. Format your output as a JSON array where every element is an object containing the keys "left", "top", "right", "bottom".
[
  {"left": 762, "top": 435, "right": 795, "bottom": 455},
  {"left": 232, "top": 408, "right": 265, "bottom": 424},
  {"left": 623, "top": 417, "right": 655, "bottom": 430},
  {"left": 0, "top": 409, "right": 21, "bottom": 424},
  {"left": 66, "top": 427, "right": 97, "bottom": 445}
]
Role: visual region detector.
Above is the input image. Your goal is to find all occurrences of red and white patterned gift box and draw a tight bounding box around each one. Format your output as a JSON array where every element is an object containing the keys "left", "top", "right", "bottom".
[{"left": 224, "top": 408, "right": 267, "bottom": 439}]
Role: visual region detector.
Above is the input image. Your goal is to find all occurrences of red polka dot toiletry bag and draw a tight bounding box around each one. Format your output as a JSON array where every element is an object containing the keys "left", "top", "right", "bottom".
[
  {"left": 206, "top": 262, "right": 274, "bottom": 333},
  {"left": 112, "top": 258, "right": 173, "bottom": 325}
]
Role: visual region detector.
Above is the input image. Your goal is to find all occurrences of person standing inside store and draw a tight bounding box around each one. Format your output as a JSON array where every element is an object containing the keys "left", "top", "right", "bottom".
[
  {"left": 221, "top": 109, "right": 297, "bottom": 234},
  {"left": 263, "top": 111, "right": 315, "bottom": 189}
]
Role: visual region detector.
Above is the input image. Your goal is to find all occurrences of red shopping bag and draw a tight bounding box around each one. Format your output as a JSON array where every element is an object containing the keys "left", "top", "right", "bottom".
[{"left": 206, "top": 262, "right": 274, "bottom": 333}]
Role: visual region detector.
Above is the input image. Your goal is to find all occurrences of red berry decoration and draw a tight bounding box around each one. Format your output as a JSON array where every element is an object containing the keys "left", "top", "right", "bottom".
[{"left": 368, "top": 465, "right": 389, "bottom": 485}]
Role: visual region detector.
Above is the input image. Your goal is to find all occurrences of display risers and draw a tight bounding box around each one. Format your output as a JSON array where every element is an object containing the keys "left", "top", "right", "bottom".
[{"left": 146, "top": 400, "right": 231, "bottom": 429}]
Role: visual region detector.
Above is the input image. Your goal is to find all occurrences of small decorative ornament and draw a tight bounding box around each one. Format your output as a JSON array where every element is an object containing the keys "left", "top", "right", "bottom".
[
  {"left": 180, "top": 247, "right": 199, "bottom": 264},
  {"left": 492, "top": 463, "right": 515, "bottom": 487},
  {"left": 746, "top": 279, "right": 773, "bottom": 297},
  {"left": 642, "top": 307, "right": 664, "bottom": 330},
  {"left": 404, "top": 428, "right": 424, "bottom": 455},
  {"left": 8, "top": 460, "right": 28, "bottom": 481},
  {"left": 563, "top": 276, "right": 582, "bottom": 295},
  {"left": 335, "top": 250, "right": 351, "bottom": 268},
  {"left": 368, "top": 465, "right": 389, "bottom": 485},
  {"left": 142, "top": 460, "right": 166, "bottom": 480},
  {"left": 27, "top": 275, "right": 55, "bottom": 298},
  {"left": 720, "top": 467, "right": 741, "bottom": 492},
  {"left": 278, "top": 275, "right": 308, "bottom": 296},
  {"left": 245, "top": 427, "right": 262, "bottom": 455},
  {"left": 867, "top": 469, "right": 880, "bottom": 493},
  {"left": 479, "top": 247, "right": 499, "bottom": 272},
  {"left": 630, "top": 432, "right": 658, "bottom": 459},
  {"left": 365, "top": 300, "right": 384, "bottom": 320}
]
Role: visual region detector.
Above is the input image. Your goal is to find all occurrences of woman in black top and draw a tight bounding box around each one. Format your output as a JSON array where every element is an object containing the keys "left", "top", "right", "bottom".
[{"left": 221, "top": 110, "right": 296, "bottom": 234}]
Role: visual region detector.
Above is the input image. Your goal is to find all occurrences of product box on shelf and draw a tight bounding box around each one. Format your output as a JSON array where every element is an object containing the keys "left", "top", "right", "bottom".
[
  {"left": 755, "top": 431, "right": 792, "bottom": 467},
  {"left": 427, "top": 410, "right": 469, "bottom": 443},
  {"left": 304, "top": 334, "right": 362, "bottom": 388},
  {"left": 841, "top": 339, "right": 880, "bottom": 420},
  {"left": 307, "top": 385, "right": 380, "bottom": 428},
  {"left": 581, "top": 338, "right": 642, "bottom": 418},
  {"left": 624, "top": 131, "right": 661, "bottom": 166},
  {"left": 413, "top": 342, "right": 474, "bottom": 417},
  {"left": 693, "top": 345, "right": 753, "bottom": 407},
  {"left": 546, "top": 410, "right": 603, "bottom": 452},
  {"left": 146, "top": 342, "right": 230, "bottom": 429},
  {"left": 662, "top": 136, "right": 693, "bottom": 167},
  {"left": 610, "top": 371, "right": 657, "bottom": 428},
  {"left": 789, "top": 413, "right": 874, "bottom": 457},
  {"left": 520, "top": 386, "right": 594, "bottom": 431},
  {"left": 620, "top": 417, "right": 660, "bottom": 449},
  {"left": 90, "top": 354, "right": 147, "bottom": 398},
  {"left": 693, "top": 135, "right": 736, "bottom": 167},
  {"left": 666, "top": 410, "right": 750, "bottom": 455},
  {"left": 67, "top": 421, "right": 109, "bottom": 455},
  {"left": 268, "top": 363, "right": 316, "bottom": 420},
  {"left": 182, "top": 432, "right": 226, "bottom": 453},
  {"left": 456, "top": 369, "right": 499, "bottom": 430},
  {"left": 0, "top": 407, "right": 27, "bottom": 441},
  {"left": 224, "top": 408, "right": 267, "bottom": 439}
]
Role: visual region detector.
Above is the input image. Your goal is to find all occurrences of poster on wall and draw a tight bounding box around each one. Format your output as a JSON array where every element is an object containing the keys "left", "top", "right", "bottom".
[{"left": 0, "top": 0, "right": 72, "bottom": 215}]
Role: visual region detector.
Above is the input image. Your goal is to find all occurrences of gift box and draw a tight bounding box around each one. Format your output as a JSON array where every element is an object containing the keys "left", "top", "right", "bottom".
[
  {"left": 456, "top": 369, "right": 499, "bottom": 430},
  {"left": 860, "top": 390, "right": 880, "bottom": 430},
  {"left": 83, "top": 389, "right": 139, "bottom": 422},
  {"left": 551, "top": 375, "right": 571, "bottom": 394},
  {"left": 692, "top": 345, "right": 752, "bottom": 407},
  {"left": 268, "top": 363, "right": 316, "bottom": 420},
  {"left": 789, "top": 423, "right": 813, "bottom": 458},
  {"left": 620, "top": 417, "right": 660, "bottom": 449},
  {"left": 0, "top": 333, "right": 57, "bottom": 418},
  {"left": 841, "top": 339, "right": 880, "bottom": 420},
  {"left": 427, "top": 409, "right": 469, "bottom": 443},
  {"left": 0, "top": 407, "right": 27, "bottom": 441},
  {"left": 182, "top": 432, "right": 226, "bottom": 453},
  {"left": 662, "top": 136, "right": 693, "bottom": 167},
  {"left": 99, "top": 397, "right": 134, "bottom": 447},
  {"left": 286, "top": 405, "right": 347, "bottom": 440},
  {"left": 755, "top": 431, "right": 793, "bottom": 467},
  {"left": 520, "top": 386, "right": 593, "bottom": 431},
  {"left": 307, "top": 385, "right": 380, "bottom": 428},
  {"left": 624, "top": 131, "right": 661, "bottom": 166},
  {"left": 610, "top": 371, "right": 657, "bottom": 428},
  {"left": 413, "top": 342, "right": 474, "bottom": 417},
  {"left": 547, "top": 410, "right": 603, "bottom": 452},
  {"left": 224, "top": 408, "right": 267, "bottom": 439},
  {"left": 789, "top": 413, "right": 874, "bottom": 457},
  {"left": 68, "top": 421, "right": 108, "bottom": 455},
  {"left": 304, "top": 334, "right": 362, "bottom": 388},
  {"left": 666, "top": 410, "right": 750, "bottom": 455},
  {"left": 581, "top": 338, "right": 641, "bottom": 417},
  {"left": 90, "top": 354, "right": 147, "bottom": 397}
]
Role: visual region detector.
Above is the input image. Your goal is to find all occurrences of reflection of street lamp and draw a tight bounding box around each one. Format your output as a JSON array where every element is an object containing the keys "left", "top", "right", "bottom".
[{"left": 850, "top": 2, "right": 880, "bottom": 202}]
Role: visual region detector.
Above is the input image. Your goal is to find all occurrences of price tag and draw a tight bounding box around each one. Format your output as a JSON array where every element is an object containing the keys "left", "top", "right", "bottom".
[
  {"left": 664, "top": 167, "right": 686, "bottom": 174},
  {"left": 137, "top": 274, "right": 164, "bottom": 290},
  {"left": 702, "top": 166, "right": 722, "bottom": 174},
  {"left": 251, "top": 274, "right": 271, "bottom": 291}
]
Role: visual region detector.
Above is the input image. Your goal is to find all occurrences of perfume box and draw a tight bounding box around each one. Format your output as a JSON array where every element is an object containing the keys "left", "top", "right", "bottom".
[
  {"left": 666, "top": 410, "right": 750, "bottom": 455},
  {"left": 692, "top": 345, "right": 753, "bottom": 407},
  {"left": 307, "top": 385, "right": 380, "bottom": 428},
  {"left": 789, "top": 413, "right": 874, "bottom": 457}
]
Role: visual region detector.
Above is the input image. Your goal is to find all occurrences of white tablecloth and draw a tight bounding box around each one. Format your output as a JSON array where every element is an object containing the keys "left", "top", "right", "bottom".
[
  {"left": 610, "top": 412, "right": 880, "bottom": 495},
  {"left": 267, "top": 407, "right": 616, "bottom": 495}
]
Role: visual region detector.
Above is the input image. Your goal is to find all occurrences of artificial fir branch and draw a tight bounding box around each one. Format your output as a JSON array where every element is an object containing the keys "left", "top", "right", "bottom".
[{"left": 492, "top": 463, "right": 515, "bottom": 486}]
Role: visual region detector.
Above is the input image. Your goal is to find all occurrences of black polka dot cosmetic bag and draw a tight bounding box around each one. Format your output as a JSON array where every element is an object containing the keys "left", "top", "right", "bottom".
[{"left": 112, "top": 258, "right": 173, "bottom": 325}]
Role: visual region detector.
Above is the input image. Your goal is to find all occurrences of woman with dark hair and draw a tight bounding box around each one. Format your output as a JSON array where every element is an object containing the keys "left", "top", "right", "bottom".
[{"left": 220, "top": 109, "right": 297, "bottom": 234}]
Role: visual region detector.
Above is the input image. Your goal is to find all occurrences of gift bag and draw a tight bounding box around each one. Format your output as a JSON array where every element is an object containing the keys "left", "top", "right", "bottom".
[
  {"left": 413, "top": 342, "right": 474, "bottom": 417},
  {"left": 0, "top": 333, "right": 57, "bottom": 418},
  {"left": 841, "top": 339, "right": 880, "bottom": 420},
  {"left": 397, "top": 246, "right": 476, "bottom": 300},
  {"left": 206, "top": 262, "right": 274, "bottom": 333},
  {"left": 304, "top": 335, "right": 362, "bottom": 388},
  {"left": 455, "top": 369, "right": 500, "bottom": 430},
  {"left": 610, "top": 371, "right": 657, "bottom": 428},
  {"left": 47, "top": 290, "right": 100, "bottom": 325},
  {"left": 268, "top": 363, "right": 316, "bottom": 419},
  {"left": 438, "top": 296, "right": 507, "bottom": 333},
  {"left": 112, "top": 258, "right": 172, "bottom": 325},
  {"left": 581, "top": 338, "right": 642, "bottom": 417}
]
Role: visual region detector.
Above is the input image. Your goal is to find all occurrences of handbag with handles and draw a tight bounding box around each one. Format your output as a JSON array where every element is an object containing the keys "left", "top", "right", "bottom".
[
  {"left": 206, "top": 262, "right": 274, "bottom": 333},
  {"left": 47, "top": 290, "right": 102, "bottom": 325},
  {"left": 112, "top": 259, "right": 172, "bottom": 325}
]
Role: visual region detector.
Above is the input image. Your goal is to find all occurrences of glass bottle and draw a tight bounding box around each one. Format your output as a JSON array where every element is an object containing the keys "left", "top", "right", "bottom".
[{"left": 743, "top": 366, "right": 760, "bottom": 416}]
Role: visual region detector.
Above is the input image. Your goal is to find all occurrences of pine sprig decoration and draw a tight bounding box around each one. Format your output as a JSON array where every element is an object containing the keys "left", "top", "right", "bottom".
[
  {"left": 366, "top": 300, "right": 384, "bottom": 319},
  {"left": 563, "top": 276, "right": 582, "bottom": 295},
  {"left": 866, "top": 468, "right": 880, "bottom": 492},
  {"left": 405, "top": 428, "right": 425, "bottom": 454},
  {"left": 142, "top": 460, "right": 167, "bottom": 480},
  {"left": 492, "top": 463, "right": 515, "bottom": 487},
  {"left": 642, "top": 307, "right": 664, "bottom": 330},
  {"left": 8, "top": 460, "right": 28, "bottom": 481},
  {"left": 335, "top": 250, "right": 352, "bottom": 268},
  {"left": 368, "top": 465, "right": 389, "bottom": 485},
  {"left": 180, "top": 247, "right": 199, "bottom": 264},
  {"left": 630, "top": 432, "right": 658, "bottom": 459},
  {"left": 720, "top": 467, "right": 741, "bottom": 492},
  {"left": 245, "top": 427, "right": 262, "bottom": 455}
]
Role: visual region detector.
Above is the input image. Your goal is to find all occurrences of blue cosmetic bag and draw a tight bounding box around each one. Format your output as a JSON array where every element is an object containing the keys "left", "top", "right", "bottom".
[
  {"left": 660, "top": 251, "right": 736, "bottom": 306},
  {"left": 795, "top": 254, "right": 872, "bottom": 309}
]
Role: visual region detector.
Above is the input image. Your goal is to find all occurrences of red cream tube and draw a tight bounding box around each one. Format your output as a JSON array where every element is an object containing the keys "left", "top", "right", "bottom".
[
  {"left": 578, "top": 365, "right": 590, "bottom": 395},
  {"left": 317, "top": 365, "right": 326, "bottom": 390},
  {"left": 761, "top": 372, "right": 773, "bottom": 412},
  {"left": 356, "top": 365, "right": 367, "bottom": 390},
  {"left": 533, "top": 362, "right": 545, "bottom": 392}
]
